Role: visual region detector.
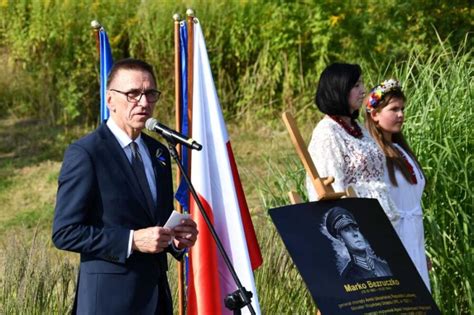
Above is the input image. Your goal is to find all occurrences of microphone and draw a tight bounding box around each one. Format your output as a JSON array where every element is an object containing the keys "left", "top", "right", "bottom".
[{"left": 145, "top": 118, "right": 202, "bottom": 151}]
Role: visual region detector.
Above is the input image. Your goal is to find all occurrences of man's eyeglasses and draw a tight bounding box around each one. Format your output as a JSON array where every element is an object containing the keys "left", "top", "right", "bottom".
[{"left": 110, "top": 89, "right": 161, "bottom": 103}]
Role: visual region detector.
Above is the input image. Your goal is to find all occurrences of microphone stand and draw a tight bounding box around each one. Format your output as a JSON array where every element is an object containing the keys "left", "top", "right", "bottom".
[{"left": 165, "top": 137, "right": 256, "bottom": 315}]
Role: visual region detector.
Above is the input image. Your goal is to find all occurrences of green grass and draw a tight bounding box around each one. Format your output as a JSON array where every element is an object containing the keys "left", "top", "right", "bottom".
[
  {"left": 1, "top": 229, "right": 77, "bottom": 314},
  {"left": 1, "top": 43, "right": 472, "bottom": 315},
  {"left": 0, "top": 1, "right": 472, "bottom": 313},
  {"left": 252, "top": 155, "right": 316, "bottom": 314},
  {"left": 394, "top": 38, "right": 473, "bottom": 314}
]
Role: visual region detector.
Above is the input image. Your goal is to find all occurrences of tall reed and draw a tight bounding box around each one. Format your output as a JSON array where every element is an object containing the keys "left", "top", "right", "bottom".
[
  {"left": 1, "top": 229, "right": 77, "bottom": 314},
  {"left": 256, "top": 40, "right": 473, "bottom": 313},
  {"left": 0, "top": 1, "right": 470, "bottom": 125},
  {"left": 254, "top": 156, "right": 316, "bottom": 313},
  {"left": 394, "top": 37, "right": 473, "bottom": 314}
]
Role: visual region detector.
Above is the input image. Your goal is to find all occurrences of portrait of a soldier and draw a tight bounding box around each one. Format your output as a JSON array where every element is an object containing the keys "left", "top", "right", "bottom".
[{"left": 325, "top": 206, "right": 393, "bottom": 281}]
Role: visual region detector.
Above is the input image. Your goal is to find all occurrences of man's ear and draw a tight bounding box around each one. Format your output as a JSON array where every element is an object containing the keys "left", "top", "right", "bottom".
[{"left": 106, "top": 90, "right": 115, "bottom": 113}]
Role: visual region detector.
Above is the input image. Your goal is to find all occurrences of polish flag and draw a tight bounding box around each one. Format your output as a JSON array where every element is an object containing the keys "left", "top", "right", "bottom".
[{"left": 186, "top": 21, "right": 263, "bottom": 315}]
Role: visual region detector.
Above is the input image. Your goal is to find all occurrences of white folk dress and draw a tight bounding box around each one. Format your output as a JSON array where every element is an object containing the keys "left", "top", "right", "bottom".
[
  {"left": 306, "top": 117, "right": 400, "bottom": 224},
  {"left": 386, "top": 143, "right": 430, "bottom": 291}
]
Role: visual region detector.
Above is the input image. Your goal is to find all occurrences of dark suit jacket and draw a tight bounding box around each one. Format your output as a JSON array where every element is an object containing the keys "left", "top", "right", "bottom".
[{"left": 52, "top": 123, "right": 181, "bottom": 314}]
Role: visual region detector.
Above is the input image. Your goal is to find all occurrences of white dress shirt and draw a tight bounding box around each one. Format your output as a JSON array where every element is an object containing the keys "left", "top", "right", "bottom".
[{"left": 106, "top": 118, "right": 157, "bottom": 258}]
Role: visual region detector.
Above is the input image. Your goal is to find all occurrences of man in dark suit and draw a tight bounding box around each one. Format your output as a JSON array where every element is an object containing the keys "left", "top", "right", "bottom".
[
  {"left": 326, "top": 206, "right": 392, "bottom": 281},
  {"left": 52, "top": 58, "right": 198, "bottom": 314}
]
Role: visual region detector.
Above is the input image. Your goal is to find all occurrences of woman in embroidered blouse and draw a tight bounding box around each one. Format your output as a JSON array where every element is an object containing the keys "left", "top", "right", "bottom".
[
  {"left": 365, "top": 79, "right": 430, "bottom": 290},
  {"left": 306, "top": 63, "right": 399, "bottom": 224}
]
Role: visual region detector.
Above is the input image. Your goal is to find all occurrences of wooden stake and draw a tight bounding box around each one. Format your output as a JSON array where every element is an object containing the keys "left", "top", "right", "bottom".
[
  {"left": 288, "top": 191, "right": 303, "bottom": 204},
  {"left": 282, "top": 111, "right": 355, "bottom": 201}
]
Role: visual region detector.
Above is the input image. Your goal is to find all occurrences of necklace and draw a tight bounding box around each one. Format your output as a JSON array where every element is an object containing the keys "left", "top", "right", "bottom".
[
  {"left": 395, "top": 146, "right": 418, "bottom": 184},
  {"left": 329, "top": 115, "right": 363, "bottom": 139}
]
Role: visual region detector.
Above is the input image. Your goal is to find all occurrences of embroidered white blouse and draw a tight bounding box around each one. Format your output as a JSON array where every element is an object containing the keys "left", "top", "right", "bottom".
[
  {"left": 306, "top": 117, "right": 399, "bottom": 224},
  {"left": 386, "top": 143, "right": 430, "bottom": 290}
]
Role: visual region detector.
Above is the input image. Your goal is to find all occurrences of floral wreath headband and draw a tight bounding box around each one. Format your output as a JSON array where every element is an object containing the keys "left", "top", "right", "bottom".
[{"left": 366, "top": 79, "right": 402, "bottom": 113}]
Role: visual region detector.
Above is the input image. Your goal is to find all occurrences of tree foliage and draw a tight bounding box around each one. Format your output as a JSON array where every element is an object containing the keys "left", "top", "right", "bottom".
[{"left": 0, "top": 0, "right": 471, "bottom": 125}]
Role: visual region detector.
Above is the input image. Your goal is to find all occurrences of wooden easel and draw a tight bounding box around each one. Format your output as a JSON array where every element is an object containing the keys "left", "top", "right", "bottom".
[
  {"left": 282, "top": 111, "right": 357, "bottom": 315},
  {"left": 282, "top": 111, "right": 356, "bottom": 202}
]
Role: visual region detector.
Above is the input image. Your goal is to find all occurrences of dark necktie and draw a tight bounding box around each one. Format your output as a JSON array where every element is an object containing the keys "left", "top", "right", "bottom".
[{"left": 130, "top": 141, "right": 155, "bottom": 211}]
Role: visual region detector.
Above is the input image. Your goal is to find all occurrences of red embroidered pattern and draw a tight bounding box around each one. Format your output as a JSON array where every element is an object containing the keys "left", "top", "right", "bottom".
[
  {"left": 329, "top": 115, "right": 363, "bottom": 139},
  {"left": 396, "top": 147, "right": 417, "bottom": 184},
  {"left": 307, "top": 117, "right": 399, "bottom": 221}
]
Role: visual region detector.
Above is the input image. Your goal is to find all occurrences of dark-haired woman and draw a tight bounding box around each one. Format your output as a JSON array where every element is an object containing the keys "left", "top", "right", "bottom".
[
  {"left": 306, "top": 63, "right": 399, "bottom": 224},
  {"left": 365, "top": 79, "right": 430, "bottom": 290}
]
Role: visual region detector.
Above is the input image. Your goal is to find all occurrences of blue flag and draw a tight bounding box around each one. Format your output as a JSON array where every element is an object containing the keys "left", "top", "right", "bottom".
[
  {"left": 174, "top": 22, "right": 190, "bottom": 211},
  {"left": 99, "top": 28, "right": 113, "bottom": 123}
]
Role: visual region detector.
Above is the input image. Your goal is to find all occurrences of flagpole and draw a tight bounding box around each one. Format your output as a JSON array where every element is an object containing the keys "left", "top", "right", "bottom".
[
  {"left": 173, "top": 12, "right": 186, "bottom": 315},
  {"left": 179, "top": 10, "right": 257, "bottom": 314},
  {"left": 183, "top": 12, "right": 256, "bottom": 313},
  {"left": 183, "top": 11, "right": 194, "bottom": 314},
  {"left": 184, "top": 12, "right": 194, "bottom": 313},
  {"left": 174, "top": 13, "right": 182, "bottom": 149},
  {"left": 90, "top": 20, "right": 101, "bottom": 56},
  {"left": 91, "top": 20, "right": 102, "bottom": 126},
  {"left": 186, "top": 9, "right": 194, "bottom": 143}
]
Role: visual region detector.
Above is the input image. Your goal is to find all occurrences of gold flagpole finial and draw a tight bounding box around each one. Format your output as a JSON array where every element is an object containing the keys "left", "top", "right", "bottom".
[
  {"left": 186, "top": 8, "right": 194, "bottom": 17},
  {"left": 91, "top": 20, "right": 102, "bottom": 56},
  {"left": 173, "top": 13, "right": 180, "bottom": 21},
  {"left": 90, "top": 20, "right": 102, "bottom": 30}
]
